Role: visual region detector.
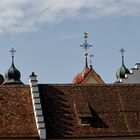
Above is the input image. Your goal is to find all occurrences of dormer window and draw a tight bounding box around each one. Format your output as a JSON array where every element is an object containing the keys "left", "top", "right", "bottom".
[
  {"left": 79, "top": 104, "right": 108, "bottom": 128},
  {"left": 80, "top": 117, "right": 92, "bottom": 125}
]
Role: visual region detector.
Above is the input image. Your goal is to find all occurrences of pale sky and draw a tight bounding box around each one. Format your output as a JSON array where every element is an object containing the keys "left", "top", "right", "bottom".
[{"left": 0, "top": 0, "right": 140, "bottom": 84}]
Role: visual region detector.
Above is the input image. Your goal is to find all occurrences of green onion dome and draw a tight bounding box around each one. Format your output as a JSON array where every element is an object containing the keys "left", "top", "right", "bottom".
[
  {"left": 116, "top": 49, "right": 130, "bottom": 81},
  {"left": 4, "top": 60, "right": 22, "bottom": 84},
  {"left": 116, "top": 63, "right": 130, "bottom": 79}
]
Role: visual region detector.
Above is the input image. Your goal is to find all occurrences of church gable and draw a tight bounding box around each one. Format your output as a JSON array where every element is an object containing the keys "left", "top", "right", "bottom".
[{"left": 81, "top": 69, "right": 105, "bottom": 84}]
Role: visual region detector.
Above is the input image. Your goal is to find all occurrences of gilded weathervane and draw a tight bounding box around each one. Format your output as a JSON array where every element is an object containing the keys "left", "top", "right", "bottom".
[{"left": 80, "top": 32, "right": 92, "bottom": 52}]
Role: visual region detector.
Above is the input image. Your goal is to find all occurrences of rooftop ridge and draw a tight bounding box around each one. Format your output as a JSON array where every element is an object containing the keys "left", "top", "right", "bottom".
[
  {"left": 38, "top": 83, "right": 140, "bottom": 87},
  {"left": 0, "top": 84, "right": 29, "bottom": 88}
]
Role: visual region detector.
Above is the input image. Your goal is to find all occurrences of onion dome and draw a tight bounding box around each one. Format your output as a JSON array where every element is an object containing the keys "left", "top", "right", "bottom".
[
  {"left": 4, "top": 48, "right": 22, "bottom": 84},
  {"left": 0, "top": 74, "right": 4, "bottom": 85},
  {"left": 5, "top": 62, "right": 22, "bottom": 84},
  {"left": 116, "top": 64, "right": 130, "bottom": 79},
  {"left": 116, "top": 48, "right": 130, "bottom": 81}
]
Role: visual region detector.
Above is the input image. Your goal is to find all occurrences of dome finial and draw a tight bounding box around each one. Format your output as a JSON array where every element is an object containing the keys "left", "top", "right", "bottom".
[
  {"left": 4, "top": 48, "right": 22, "bottom": 84},
  {"left": 119, "top": 47, "right": 125, "bottom": 65},
  {"left": 10, "top": 48, "right": 16, "bottom": 64}
]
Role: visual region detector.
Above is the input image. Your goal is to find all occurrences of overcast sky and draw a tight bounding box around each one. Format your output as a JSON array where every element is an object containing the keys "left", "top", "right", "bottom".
[{"left": 0, "top": 0, "right": 140, "bottom": 84}]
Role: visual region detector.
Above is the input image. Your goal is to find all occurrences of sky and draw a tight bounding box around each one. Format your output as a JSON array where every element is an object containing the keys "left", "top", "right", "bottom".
[{"left": 0, "top": 0, "right": 140, "bottom": 84}]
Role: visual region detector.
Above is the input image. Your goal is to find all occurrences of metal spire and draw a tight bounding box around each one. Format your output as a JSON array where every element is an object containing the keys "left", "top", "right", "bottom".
[
  {"left": 85, "top": 53, "right": 88, "bottom": 67},
  {"left": 90, "top": 54, "right": 94, "bottom": 69},
  {"left": 119, "top": 47, "right": 125, "bottom": 65},
  {"left": 10, "top": 48, "right": 16, "bottom": 64},
  {"left": 80, "top": 32, "right": 93, "bottom": 68}
]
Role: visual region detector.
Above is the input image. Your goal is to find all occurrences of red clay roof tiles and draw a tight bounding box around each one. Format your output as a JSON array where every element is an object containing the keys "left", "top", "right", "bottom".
[
  {"left": 0, "top": 84, "right": 38, "bottom": 138},
  {"left": 39, "top": 84, "right": 140, "bottom": 138}
]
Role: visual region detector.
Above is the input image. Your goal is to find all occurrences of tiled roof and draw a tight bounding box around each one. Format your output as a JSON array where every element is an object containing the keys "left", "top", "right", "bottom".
[
  {"left": 39, "top": 84, "right": 140, "bottom": 138},
  {"left": 0, "top": 84, "right": 38, "bottom": 138},
  {"left": 73, "top": 66, "right": 90, "bottom": 83}
]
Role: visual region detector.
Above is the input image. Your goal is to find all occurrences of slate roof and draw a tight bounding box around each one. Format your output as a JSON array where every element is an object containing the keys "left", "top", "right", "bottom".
[
  {"left": 39, "top": 84, "right": 140, "bottom": 138},
  {"left": 0, "top": 84, "right": 38, "bottom": 138}
]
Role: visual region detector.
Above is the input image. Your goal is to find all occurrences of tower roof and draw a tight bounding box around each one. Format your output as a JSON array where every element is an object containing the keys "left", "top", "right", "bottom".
[
  {"left": 116, "top": 48, "right": 130, "bottom": 81},
  {"left": 4, "top": 48, "right": 22, "bottom": 84},
  {"left": 73, "top": 32, "right": 91, "bottom": 83},
  {"left": 73, "top": 32, "right": 104, "bottom": 84},
  {"left": 73, "top": 52, "right": 90, "bottom": 83}
]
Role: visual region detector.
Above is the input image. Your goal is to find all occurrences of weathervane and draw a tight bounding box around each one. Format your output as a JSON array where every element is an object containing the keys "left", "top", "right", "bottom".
[
  {"left": 84, "top": 32, "right": 88, "bottom": 39},
  {"left": 10, "top": 48, "right": 16, "bottom": 64},
  {"left": 90, "top": 54, "right": 94, "bottom": 65},
  {"left": 80, "top": 32, "right": 92, "bottom": 52}
]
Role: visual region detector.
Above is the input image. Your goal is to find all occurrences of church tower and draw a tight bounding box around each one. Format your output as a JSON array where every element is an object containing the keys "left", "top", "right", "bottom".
[{"left": 73, "top": 32, "right": 105, "bottom": 84}]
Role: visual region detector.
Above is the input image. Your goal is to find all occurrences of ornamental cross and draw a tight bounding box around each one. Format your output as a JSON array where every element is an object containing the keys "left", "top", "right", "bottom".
[
  {"left": 80, "top": 32, "right": 92, "bottom": 52},
  {"left": 119, "top": 47, "right": 125, "bottom": 57},
  {"left": 10, "top": 48, "right": 16, "bottom": 62}
]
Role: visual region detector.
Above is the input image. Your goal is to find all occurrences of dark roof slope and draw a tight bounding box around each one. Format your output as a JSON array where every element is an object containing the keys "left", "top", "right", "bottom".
[
  {"left": 0, "top": 84, "right": 38, "bottom": 138},
  {"left": 39, "top": 84, "right": 140, "bottom": 138}
]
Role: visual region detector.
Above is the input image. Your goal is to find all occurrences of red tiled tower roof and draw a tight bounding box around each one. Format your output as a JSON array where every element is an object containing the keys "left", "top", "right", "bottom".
[
  {"left": 73, "top": 32, "right": 93, "bottom": 84},
  {"left": 73, "top": 65, "right": 90, "bottom": 83}
]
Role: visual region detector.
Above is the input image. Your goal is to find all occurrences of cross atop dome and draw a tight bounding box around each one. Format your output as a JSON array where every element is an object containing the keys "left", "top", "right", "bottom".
[
  {"left": 119, "top": 47, "right": 125, "bottom": 57},
  {"left": 10, "top": 48, "right": 16, "bottom": 64},
  {"left": 119, "top": 47, "right": 125, "bottom": 65}
]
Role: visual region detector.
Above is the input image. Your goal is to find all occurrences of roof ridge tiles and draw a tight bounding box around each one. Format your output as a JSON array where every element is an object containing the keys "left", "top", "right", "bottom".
[{"left": 38, "top": 83, "right": 140, "bottom": 87}]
